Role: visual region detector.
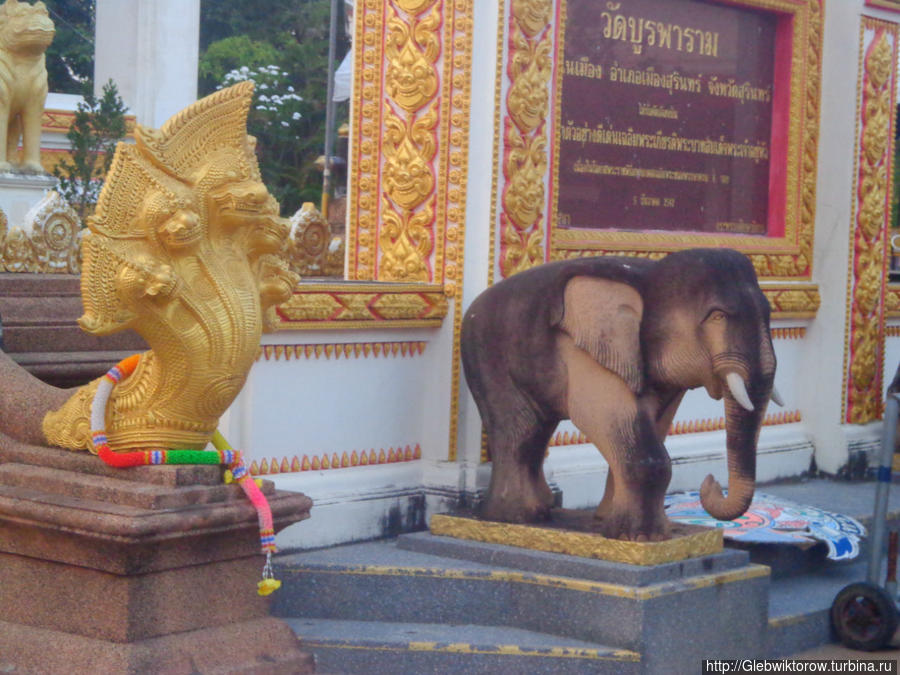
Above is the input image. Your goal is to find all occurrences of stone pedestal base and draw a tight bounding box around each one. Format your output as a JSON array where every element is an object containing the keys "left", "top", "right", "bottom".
[
  {"left": 0, "top": 172, "right": 57, "bottom": 229},
  {"left": 0, "top": 435, "right": 315, "bottom": 674},
  {"left": 0, "top": 618, "right": 314, "bottom": 675}
]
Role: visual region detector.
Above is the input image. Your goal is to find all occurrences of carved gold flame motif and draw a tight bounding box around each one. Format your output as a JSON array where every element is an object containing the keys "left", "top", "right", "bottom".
[
  {"left": 500, "top": 4, "right": 552, "bottom": 279},
  {"left": 846, "top": 27, "right": 895, "bottom": 424},
  {"left": 511, "top": 0, "right": 553, "bottom": 38},
  {"left": 42, "top": 82, "right": 298, "bottom": 452},
  {"left": 379, "top": 1, "right": 439, "bottom": 281}
]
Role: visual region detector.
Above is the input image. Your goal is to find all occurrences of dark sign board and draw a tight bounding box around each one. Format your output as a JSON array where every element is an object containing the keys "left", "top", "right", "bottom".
[{"left": 557, "top": 0, "right": 778, "bottom": 236}]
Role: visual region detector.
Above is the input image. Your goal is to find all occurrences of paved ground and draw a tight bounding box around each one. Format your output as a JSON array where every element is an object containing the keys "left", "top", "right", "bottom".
[
  {"left": 767, "top": 478, "right": 900, "bottom": 664},
  {"left": 791, "top": 642, "right": 900, "bottom": 662}
]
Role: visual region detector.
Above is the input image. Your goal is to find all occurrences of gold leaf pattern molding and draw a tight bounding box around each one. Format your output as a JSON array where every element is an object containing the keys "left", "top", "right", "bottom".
[
  {"left": 762, "top": 284, "right": 821, "bottom": 319},
  {"left": 379, "top": 2, "right": 440, "bottom": 281},
  {"left": 258, "top": 341, "right": 426, "bottom": 362},
  {"left": 844, "top": 24, "right": 897, "bottom": 425},
  {"left": 275, "top": 284, "right": 447, "bottom": 329},
  {"left": 499, "top": 0, "right": 552, "bottom": 279},
  {"left": 250, "top": 444, "right": 422, "bottom": 475}
]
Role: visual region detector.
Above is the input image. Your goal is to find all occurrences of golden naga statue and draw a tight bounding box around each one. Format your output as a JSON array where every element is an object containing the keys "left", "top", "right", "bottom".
[
  {"left": 0, "top": 0, "right": 54, "bottom": 174},
  {"left": 42, "top": 81, "right": 298, "bottom": 453}
]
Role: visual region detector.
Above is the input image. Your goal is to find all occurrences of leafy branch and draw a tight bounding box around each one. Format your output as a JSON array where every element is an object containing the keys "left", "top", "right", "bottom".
[{"left": 52, "top": 80, "right": 127, "bottom": 222}]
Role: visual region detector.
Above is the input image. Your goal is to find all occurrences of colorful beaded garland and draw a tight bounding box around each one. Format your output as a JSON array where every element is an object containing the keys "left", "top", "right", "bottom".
[{"left": 91, "top": 354, "right": 280, "bottom": 595}]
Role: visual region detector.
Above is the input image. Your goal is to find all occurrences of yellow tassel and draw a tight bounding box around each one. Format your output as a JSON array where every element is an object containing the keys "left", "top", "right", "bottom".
[{"left": 257, "top": 578, "right": 282, "bottom": 596}]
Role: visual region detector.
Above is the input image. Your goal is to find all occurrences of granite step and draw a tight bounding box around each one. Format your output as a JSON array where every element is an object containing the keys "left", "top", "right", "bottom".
[
  {"left": 286, "top": 617, "right": 639, "bottom": 675},
  {"left": 0, "top": 462, "right": 238, "bottom": 509},
  {"left": 273, "top": 533, "right": 771, "bottom": 672}
]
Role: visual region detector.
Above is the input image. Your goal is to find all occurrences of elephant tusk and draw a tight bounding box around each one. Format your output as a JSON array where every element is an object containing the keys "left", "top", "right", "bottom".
[
  {"left": 725, "top": 372, "right": 754, "bottom": 412},
  {"left": 771, "top": 386, "right": 784, "bottom": 407}
]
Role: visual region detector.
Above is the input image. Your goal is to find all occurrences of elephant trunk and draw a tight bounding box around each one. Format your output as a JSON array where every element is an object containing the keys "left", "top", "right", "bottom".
[{"left": 700, "top": 341, "right": 775, "bottom": 521}]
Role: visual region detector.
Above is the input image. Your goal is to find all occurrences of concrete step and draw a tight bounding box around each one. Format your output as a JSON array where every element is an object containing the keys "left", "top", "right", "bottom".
[
  {"left": 274, "top": 535, "right": 770, "bottom": 673},
  {"left": 274, "top": 479, "right": 900, "bottom": 671},
  {"left": 286, "top": 618, "right": 638, "bottom": 675}
]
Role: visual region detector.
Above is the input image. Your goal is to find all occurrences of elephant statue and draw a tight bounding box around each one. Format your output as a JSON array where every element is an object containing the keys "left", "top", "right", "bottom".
[{"left": 460, "top": 248, "right": 778, "bottom": 541}]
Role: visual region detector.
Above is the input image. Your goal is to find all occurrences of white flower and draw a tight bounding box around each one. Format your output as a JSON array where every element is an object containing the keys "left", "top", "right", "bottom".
[
  {"left": 281, "top": 121, "right": 289, "bottom": 127},
  {"left": 292, "top": 112, "right": 301, "bottom": 120}
]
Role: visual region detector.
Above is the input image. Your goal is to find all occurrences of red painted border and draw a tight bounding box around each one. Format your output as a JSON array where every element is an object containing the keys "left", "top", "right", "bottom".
[{"left": 767, "top": 12, "right": 795, "bottom": 239}]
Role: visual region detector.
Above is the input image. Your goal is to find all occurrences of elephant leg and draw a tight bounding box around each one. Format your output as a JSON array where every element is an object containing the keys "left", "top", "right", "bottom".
[
  {"left": 595, "top": 470, "right": 615, "bottom": 519},
  {"left": 481, "top": 403, "right": 557, "bottom": 524},
  {"left": 560, "top": 335, "right": 672, "bottom": 541}
]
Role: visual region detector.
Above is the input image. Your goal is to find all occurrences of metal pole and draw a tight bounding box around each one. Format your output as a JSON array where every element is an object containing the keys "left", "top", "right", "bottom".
[
  {"left": 322, "top": 0, "right": 340, "bottom": 219},
  {"left": 868, "top": 393, "right": 899, "bottom": 585}
]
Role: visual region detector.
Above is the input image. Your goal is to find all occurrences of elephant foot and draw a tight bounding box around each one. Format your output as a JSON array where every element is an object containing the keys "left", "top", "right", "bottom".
[
  {"left": 481, "top": 492, "right": 551, "bottom": 524},
  {"left": 594, "top": 504, "right": 670, "bottom": 542}
]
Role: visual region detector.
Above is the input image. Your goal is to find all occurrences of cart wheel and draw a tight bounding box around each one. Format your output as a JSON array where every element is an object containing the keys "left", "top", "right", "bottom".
[{"left": 831, "top": 582, "right": 898, "bottom": 651}]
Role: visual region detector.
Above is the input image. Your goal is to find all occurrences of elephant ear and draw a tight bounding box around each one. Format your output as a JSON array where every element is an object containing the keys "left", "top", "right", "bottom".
[{"left": 555, "top": 276, "right": 644, "bottom": 393}]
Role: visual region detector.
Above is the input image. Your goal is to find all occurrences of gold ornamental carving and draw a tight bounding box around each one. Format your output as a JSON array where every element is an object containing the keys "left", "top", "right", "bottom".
[
  {"left": 886, "top": 285, "right": 900, "bottom": 317},
  {"left": 377, "top": 2, "right": 440, "bottom": 282},
  {"left": 275, "top": 282, "right": 447, "bottom": 329},
  {"left": 429, "top": 514, "right": 723, "bottom": 566},
  {"left": 385, "top": 4, "right": 440, "bottom": 111},
  {"left": 844, "top": 24, "right": 897, "bottom": 425},
  {"left": 346, "top": 0, "right": 472, "bottom": 287},
  {"left": 761, "top": 284, "right": 821, "bottom": 319},
  {"left": 43, "top": 82, "right": 298, "bottom": 452},
  {"left": 284, "top": 202, "right": 344, "bottom": 278},
  {"left": 499, "top": 3, "right": 552, "bottom": 279},
  {"left": 0, "top": 191, "right": 82, "bottom": 273}
]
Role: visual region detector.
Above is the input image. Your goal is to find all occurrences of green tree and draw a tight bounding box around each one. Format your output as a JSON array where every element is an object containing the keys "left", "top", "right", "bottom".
[
  {"left": 198, "top": 35, "right": 280, "bottom": 96},
  {"left": 52, "top": 80, "right": 127, "bottom": 222},
  {"left": 43, "top": 0, "right": 95, "bottom": 93},
  {"left": 199, "top": 0, "right": 348, "bottom": 214}
]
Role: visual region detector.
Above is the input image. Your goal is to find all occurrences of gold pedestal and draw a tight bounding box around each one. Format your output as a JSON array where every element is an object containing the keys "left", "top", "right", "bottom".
[{"left": 430, "top": 510, "right": 723, "bottom": 566}]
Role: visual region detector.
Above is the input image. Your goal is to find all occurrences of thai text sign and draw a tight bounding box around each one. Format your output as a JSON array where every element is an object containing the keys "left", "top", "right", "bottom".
[{"left": 557, "top": 0, "right": 777, "bottom": 236}]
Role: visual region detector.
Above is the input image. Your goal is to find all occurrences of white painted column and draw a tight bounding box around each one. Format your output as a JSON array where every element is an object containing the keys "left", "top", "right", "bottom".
[
  {"left": 805, "top": 0, "right": 898, "bottom": 474},
  {"left": 444, "top": 0, "right": 503, "bottom": 498},
  {"left": 94, "top": 0, "right": 200, "bottom": 127}
]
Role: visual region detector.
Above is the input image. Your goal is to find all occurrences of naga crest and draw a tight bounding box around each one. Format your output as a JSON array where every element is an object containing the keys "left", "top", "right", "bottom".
[{"left": 43, "top": 82, "right": 298, "bottom": 452}]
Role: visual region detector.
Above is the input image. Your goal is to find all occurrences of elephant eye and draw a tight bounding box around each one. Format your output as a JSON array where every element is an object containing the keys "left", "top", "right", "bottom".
[{"left": 704, "top": 309, "right": 727, "bottom": 323}]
